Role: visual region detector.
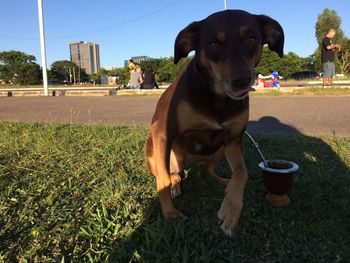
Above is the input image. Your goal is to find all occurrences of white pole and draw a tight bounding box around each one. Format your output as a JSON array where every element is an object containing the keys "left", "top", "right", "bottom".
[
  {"left": 37, "top": 0, "right": 49, "bottom": 96},
  {"left": 224, "top": 0, "right": 227, "bottom": 10}
]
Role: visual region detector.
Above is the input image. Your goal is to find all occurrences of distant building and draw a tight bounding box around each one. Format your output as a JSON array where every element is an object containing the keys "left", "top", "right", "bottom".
[
  {"left": 101, "top": 75, "right": 108, "bottom": 85},
  {"left": 104, "top": 66, "right": 117, "bottom": 71},
  {"left": 101, "top": 75, "right": 119, "bottom": 86},
  {"left": 124, "top": 56, "right": 153, "bottom": 67},
  {"left": 69, "top": 41, "right": 100, "bottom": 74}
]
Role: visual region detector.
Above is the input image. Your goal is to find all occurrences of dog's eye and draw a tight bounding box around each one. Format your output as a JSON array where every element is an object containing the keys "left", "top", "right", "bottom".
[
  {"left": 247, "top": 36, "right": 257, "bottom": 43},
  {"left": 209, "top": 40, "right": 221, "bottom": 48}
]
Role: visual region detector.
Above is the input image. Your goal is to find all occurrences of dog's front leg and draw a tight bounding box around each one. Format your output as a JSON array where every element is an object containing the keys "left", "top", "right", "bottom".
[
  {"left": 218, "top": 138, "right": 248, "bottom": 236},
  {"left": 151, "top": 126, "right": 181, "bottom": 220}
]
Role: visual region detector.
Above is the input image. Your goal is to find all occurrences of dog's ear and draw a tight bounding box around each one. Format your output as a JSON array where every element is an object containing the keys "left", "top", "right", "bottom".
[
  {"left": 174, "top": 21, "right": 201, "bottom": 64},
  {"left": 255, "top": 15, "right": 284, "bottom": 58}
]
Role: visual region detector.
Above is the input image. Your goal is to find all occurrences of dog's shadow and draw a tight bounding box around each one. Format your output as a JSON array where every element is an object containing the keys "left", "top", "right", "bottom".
[
  {"left": 107, "top": 116, "right": 349, "bottom": 262},
  {"left": 247, "top": 116, "right": 301, "bottom": 135}
]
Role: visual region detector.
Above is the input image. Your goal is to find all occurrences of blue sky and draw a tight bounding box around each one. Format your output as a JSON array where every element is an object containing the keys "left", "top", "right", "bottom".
[{"left": 0, "top": 0, "right": 349, "bottom": 68}]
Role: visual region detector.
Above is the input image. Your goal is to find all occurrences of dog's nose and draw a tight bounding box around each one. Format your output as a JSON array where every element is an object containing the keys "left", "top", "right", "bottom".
[{"left": 232, "top": 76, "right": 252, "bottom": 88}]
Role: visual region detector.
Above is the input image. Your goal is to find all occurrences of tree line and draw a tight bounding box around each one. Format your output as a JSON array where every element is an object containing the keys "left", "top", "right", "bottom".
[
  {"left": 1, "top": 8, "right": 349, "bottom": 86},
  {"left": 0, "top": 52, "right": 90, "bottom": 86}
]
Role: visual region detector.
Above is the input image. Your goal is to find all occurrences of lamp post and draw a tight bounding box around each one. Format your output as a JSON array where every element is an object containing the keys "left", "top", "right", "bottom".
[
  {"left": 224, "top": 0, "right": 227, "bottom": 10},
  {"left": 37, "top": 0, "right": 49, "bottom": 96}
]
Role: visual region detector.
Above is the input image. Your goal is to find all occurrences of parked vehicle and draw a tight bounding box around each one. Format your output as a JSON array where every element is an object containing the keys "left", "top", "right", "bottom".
[{"left": 286, "top": 71, "right": 320, "bottom": 80}]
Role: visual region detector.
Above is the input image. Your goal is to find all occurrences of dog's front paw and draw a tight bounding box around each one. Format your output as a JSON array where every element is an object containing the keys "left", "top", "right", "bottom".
[
  {"left": 162, "top": 207, "right": 187, "bottom": 221},
  {"left": 217, "top": 196, "right": 243, "bottom": 236},
  {"left": 163, "top": 207, "right": 181, "bottom": 221},
  {"left": 170, "top": 174, "right": 181, "bottom": 199}
]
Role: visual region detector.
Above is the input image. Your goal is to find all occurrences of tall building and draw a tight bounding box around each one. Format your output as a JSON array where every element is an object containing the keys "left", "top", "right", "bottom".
[
  {"left": 124, "top": 56, "right": 153, "bottom": 67},
  {"left": 69, "top": 41, "right": 100, "bottom": 74}
]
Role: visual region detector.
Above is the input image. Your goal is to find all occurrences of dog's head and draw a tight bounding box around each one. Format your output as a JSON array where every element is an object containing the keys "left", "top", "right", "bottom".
[{"left": 174, "top": 10, "right": 284, "bottom": 100}]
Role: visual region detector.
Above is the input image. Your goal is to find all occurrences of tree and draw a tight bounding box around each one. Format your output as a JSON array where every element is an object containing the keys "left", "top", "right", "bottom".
[
  {"left": 305, "top": 49, "right": 323, "bottom": 72},
  {"left": 157, "top": 58, "right": 174, "bottom": 82},
  {"left": 139, "top": 57, "right": 191, "bottom": 83},
  {"left": 49, "top": 60, "right": 74, "bottom": 83},
  {"left": 314, "top": 8, "right": 347, "bottom": 75},
  {"left": 338, "top": 38, "right": 350, "bottom": 74},
  {"left": 280, "top": 52, "right": 309, "bottom": 76},
  {"left": 140, "top": 58, "right": 173, "bottom": 82},
  {"left": 172, "top": 56, "right": 192, "bottom": 80},
  {"left": 256, "top": 47, "right": 308, "bottom": 77},
  {"left": 49, "top": 60, "right": 89, "bottom": 84},
  {"left": 256, "top": 48, "right": 282, "bottom": 75},
  {"left": 0, "top": 50, "right": 42, "bottom": 85},
  {"left": 17, "top": 63, "right": 42, "bottom": 85},
  {"left": 107, "top": 67, "right": 129, "bottom": 85},
  {"left": 315, "top": 8, "right": 344, "bottom": 45}
]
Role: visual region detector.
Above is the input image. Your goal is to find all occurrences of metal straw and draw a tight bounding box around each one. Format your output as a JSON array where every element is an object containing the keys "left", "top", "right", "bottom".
[{"left": 244, "top": 130, "right": 269, "bottom": 167}]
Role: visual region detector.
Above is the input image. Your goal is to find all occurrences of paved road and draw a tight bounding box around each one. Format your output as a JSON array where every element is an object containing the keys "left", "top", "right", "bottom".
[{"left": 0, "top": 96, "right": 349, "bottom": 136}]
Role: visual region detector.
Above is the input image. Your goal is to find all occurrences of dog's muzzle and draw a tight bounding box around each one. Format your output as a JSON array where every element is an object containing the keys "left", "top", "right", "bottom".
[
  {"left": 223, "top": 72, "right": 256, "bottom": 100},
  {"left": 225, "top": 86, "right": 256, "bottom": 100}
]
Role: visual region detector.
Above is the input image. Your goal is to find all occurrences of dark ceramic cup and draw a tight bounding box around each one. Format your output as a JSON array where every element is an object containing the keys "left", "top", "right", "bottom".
[{"left": 259, "top": 160, "right": 299, "bottom": 206}]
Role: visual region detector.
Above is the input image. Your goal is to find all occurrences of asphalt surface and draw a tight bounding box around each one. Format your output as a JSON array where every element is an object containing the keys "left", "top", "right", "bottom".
[{"left": 0, "top": 96, "right": 349, "bottom": 136}]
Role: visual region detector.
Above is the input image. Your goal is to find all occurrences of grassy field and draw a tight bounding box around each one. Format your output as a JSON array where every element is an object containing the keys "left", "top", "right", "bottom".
[
  {"left": 250, "top": 87, "right": 350, "bottom": 97},
  {"left": 0, "top": 122, "right": 349, "bottom": 262},
  {"left": 2, "top": 83, "right": 350, "bottom": 98}
]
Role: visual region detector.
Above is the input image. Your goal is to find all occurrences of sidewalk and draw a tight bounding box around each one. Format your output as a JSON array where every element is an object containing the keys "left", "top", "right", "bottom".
[
  {"left": 0, "top": 81, "right": 349, "bottom": 97},
  {"left": 1, "top": 96, "right": 350, "bottom": 136}
]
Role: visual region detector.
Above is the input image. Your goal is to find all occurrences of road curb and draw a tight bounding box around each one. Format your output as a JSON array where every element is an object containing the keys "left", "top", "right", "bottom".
[{"left": 1, "top": 84, "right": 349, "bottom": 97}]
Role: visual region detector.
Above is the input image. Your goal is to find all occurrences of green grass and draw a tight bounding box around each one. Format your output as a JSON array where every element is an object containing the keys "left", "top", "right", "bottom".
[
  {"left": 251, "top": 87, "right": 350, "bottom": 97},
  {"left": 2, "top": 84, "right": 350, "bottom": 97},
  {"left": 0, "top": 122, "right": 349, "bottom": 262}
]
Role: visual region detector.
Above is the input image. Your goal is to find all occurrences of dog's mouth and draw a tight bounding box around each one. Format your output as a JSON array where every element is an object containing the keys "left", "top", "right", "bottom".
[{"left": 225, "top": 86, "right": 256, "bottom": 100}]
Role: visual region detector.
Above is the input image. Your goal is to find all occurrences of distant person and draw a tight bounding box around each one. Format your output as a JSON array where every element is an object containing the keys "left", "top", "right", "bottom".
[
  {"left": 128, "top": 59, "right": 137, "bottom": 73},
  {"left": 271, "top": 69, "right": 280, "bottom": 87},
  {"left": 321, "top": 29, "right": 341, "bottom": 87},
  {"left": 128, "top": 65, "right": 143, "bottom": 89},
  {"left": 255, "top": 73, "right": 266, "bottom": 88},
  {"left": 142, "top": 66, "right": 159, "bottom": 89}
]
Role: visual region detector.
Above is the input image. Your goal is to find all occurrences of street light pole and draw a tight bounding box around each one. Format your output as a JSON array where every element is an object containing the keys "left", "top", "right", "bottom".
[
  {"left": 224, "top": 0, "right": 227, "bottom": 10},
  {"left": 37, "top": 0, "right": 49, "bottom": 96}
]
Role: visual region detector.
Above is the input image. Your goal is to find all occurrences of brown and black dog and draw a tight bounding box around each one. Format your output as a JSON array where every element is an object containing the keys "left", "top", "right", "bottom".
[{"left": 145, "top": 10, "right": 284, "bottom": 236}]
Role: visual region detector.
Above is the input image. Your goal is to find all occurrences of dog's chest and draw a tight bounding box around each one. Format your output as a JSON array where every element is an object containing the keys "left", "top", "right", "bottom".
[
  {"left": 176, "top": 100, "right": 248, "bottom": 132},
  {"left": 177, "top": 100, "right": 224, "bottom": 130},
  {"left": 175, "top": 101, "right": 248, "bottom": 155},
  {"left": 175, "top": 128, "right": 227, "bottom": 155}
]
